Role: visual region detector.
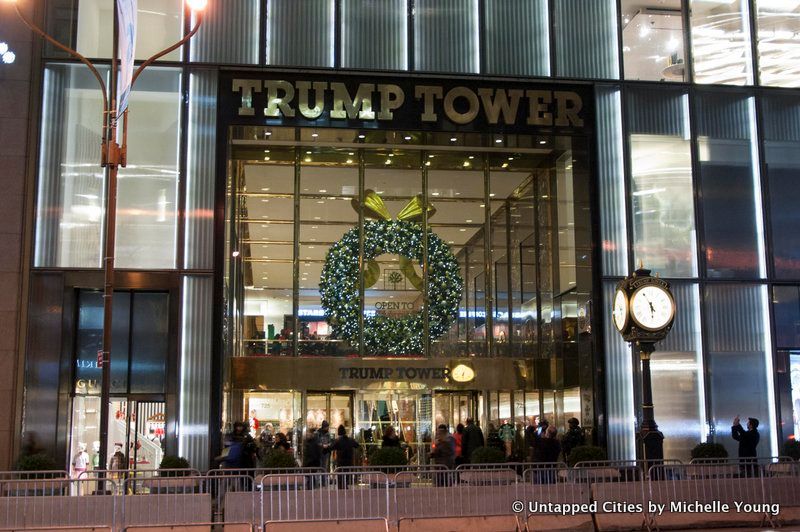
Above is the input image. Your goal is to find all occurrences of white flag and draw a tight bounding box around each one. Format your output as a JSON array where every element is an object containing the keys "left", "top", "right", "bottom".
[{"left": 116, "top": 0, "right": 137, "bottom": 114}]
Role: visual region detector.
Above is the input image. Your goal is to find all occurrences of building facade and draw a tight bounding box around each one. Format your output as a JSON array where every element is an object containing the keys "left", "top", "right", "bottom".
[{"left": 4, "top": 0, "right": 800, "bottom": 470}]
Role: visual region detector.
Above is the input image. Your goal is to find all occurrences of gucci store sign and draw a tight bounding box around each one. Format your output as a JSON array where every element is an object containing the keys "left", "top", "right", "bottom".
[{"left": 220, "top": 72, "right": 593, "bottom": 134}]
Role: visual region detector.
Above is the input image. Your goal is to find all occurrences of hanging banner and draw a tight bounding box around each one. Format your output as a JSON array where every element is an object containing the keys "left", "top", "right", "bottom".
[{"left": 116, "top": 0, "right": 138, "bottom": 114}]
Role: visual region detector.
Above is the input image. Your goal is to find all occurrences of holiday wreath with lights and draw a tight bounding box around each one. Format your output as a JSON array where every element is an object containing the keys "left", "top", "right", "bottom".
[{"left": 319, "top": 190, "right": 463, "bottom": 354}]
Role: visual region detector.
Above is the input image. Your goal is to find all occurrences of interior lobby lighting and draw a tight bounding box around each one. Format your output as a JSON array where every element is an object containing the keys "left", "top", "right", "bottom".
[
  {"left": 404, "top": 135, "right": 412, "bottom": 141},
  {"left": 450, "top": 137, "right": 457, "bottom": 142}
]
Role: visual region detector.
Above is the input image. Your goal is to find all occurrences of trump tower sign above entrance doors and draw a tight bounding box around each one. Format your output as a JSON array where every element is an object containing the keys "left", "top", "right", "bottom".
[{"left": 220, "top": 71, "right": 594, "bottom": 135}]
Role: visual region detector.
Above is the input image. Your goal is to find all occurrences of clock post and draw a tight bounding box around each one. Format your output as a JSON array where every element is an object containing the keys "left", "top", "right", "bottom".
[{"left": 612, "top": 265, "right": 676, "bottom": 463}]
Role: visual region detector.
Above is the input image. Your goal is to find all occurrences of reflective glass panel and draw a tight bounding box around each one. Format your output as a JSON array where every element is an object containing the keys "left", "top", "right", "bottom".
[
  {"left": 267, "top": 0, "right": 334, "bottom": 67},
  {"left": 414, "top": 0, "right": 479, "bottom": 73},
  {"left": 484, "top": 0, "right": 549, "bottom": 77},
  {"left": 341, "top": 0, "right": 408, "bottom": 70},
  {"left": 755, "top": 0, "right": 800, "bottom": 87},
  {"left": 190, "top": 0, "right": 260, "bottom": 64},
  {"left": 115, "top": 68, "right": 182, "bottom": 269},
  {"left": 705, "top": 284, "right": 776, "bottom": 457},
  {"left": 62, "top": 0, "right": 183, "bottom": 61},
  {"left": 553, "top": 0, "right": 619, "bottom": 79},
  {"left": 650, "top": 282, "right": 705, "bottom": 462},
  {"left": 626, "top": 87, "right": 697, "bottom": 277},
  {"left": 695, "top": 91, "right": 763, "bottom": 279},
  {"left": 762, "top": 94, "right": 800, "bottom": 278},
  {"left": 690, "top": 0, "right": 754, "bottom": 85}
]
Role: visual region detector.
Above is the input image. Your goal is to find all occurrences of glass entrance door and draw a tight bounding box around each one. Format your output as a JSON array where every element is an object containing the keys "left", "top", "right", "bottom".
[
  {"left": 107, "top": 399, "right": 166, "bottom": 471},
  {"left": 433, "top": 392, "right": 477, "bottom": 430},
  {"left": 356, "top": 391, "right": 433, "bottom": 465},
  {"left": 305, "top": 392, "right": 353, "bottom": 432}
]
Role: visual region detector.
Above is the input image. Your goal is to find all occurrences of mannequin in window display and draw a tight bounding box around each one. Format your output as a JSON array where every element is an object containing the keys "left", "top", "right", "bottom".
[
  {"left": 498, "top": 420, "right": 516, "bottom": 458},
  {"left": 91, "top": 441, "right": 101, "bottom": 470},
  {"left": 249, "top": 409, "right": 260, "bottom": 435},
  {"left": 71, "top": 442, "right": 90, "bottom": 479}
]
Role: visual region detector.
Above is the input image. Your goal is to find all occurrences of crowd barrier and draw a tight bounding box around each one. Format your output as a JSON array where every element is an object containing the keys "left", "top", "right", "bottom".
[{"left": 0, "top": 459, "right": 796, "bottom": 531}]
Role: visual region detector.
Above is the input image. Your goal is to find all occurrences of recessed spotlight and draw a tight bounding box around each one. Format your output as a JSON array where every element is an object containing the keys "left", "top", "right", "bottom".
[
  {"left": 466, "top": 219, "right": 472, "bottom": 223},
  {"left": 450, "top": 137, "right": 457, "bottom": 142},
  {"left": 261, "top": 187, "right": 270, "bottom": 191},
  {"left": 346, "top": 159, "right": 354, "bottom": 164},
  {"left": 432, "top": 192, "right": 440, "bottom": 196},
  {"left": 468, "top": 156, "right": 475, "bottom": 160},
  {"left": 306, "top": 151, "right": 312, "bottom": 155},
  {"left": 311, "top": 132, "right": 319, "bottom": 138},
  {"left": 317, "top": 200, "right": 325, "bottom": 204},
  {"left": 358, "top": 134, "right": 366, "bottom": 139},
  {"left": 459, "top": 228, "right": 467, "bottom": 232},
  {"left": 539, "top": 140, "right": 547, "bottom": 145},
  {"left": 495, "top": 138, "right": 503, "bottom": 144},
  {"left": 428, "top": 154, "right": 435, "bottom": 158},
  {"left": 404, "top": 135, "right": 412, "bottom": 141}
]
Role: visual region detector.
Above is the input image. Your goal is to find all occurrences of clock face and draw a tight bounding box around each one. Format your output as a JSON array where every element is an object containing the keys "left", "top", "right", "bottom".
[
  {"left": 450, "top": 364, "right": 475, "bottom": 383},
  {"left": 612, "top": 290, "right": 628, "bottom": 332},
  {"left": 630, "top": 285, "right": 675, "bottom": 331}
]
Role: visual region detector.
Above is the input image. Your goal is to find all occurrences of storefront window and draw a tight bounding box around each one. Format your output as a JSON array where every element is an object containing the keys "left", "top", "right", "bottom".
[
  {"left": 626, "top": 87, "right": 697, "bottom": 278},
  {"left": 621, "top": 0, "right": 686, "bottom": 81},
  {"left": 690, "top": 0, "right": 754, "bottom": 85},
  {"left": 755, "top": 1, "right": 800, "bottom": 87},
  {"left": 245, "top": 392, "right": 301, "bottom": 448}
]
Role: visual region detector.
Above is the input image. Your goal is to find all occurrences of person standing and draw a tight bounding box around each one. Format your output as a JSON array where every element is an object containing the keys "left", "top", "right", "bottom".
[
  {"left": 382, "top": 425, "right": 401, "bottom": 448},
  {"left": 223, "top": 421, "right": 258, "bottom": 469},
  {"left": 317, "top": 421, "right": 332, "bottom": 473},
  {"left": 430, "top": 425, "right": 455, "bottom": 486},
  {"left": 328, "top": 425, "right": 360, "bottom": 488},
  {"left": 462, "top": 418, "right": 485, "bottom": 463},
  {"left": 498, "top": 420, "right": 515, "bottom": 459},
  {"left": 561, "top": 417, "right": 586, "bottom": 462},
  {"left": 533, "top": 426, "right": 561, "bottom": 483},
  {"left": 454, "top": 423, "right": 465, "bottom": 466},
  {"left": 732, "top": 416, "right": 760, "bottom": 476},
  {"left": 524, "top": 418, "right": 538, "bottom": 461}
]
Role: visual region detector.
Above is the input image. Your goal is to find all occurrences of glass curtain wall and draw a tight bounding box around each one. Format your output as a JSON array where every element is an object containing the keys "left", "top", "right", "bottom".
[
  {"left": 226, "top": 128, "right": 593, "bottom": 360},
  {"left": 620, "top": 0, "right": 686, "bottom": 82},
  {"left": 755, "top": 1, "right": 800, "bottom": 87},
  {"left": 689, "top": 0, "right": 754, "bottom": 85},
  {"left": 626, "top": 87, "right": 697, "bottom": 278}
]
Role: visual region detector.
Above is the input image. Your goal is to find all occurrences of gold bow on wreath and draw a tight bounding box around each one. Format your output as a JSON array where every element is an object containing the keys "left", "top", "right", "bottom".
[{"left": 351, "top": 189, "right": 436, "bottom": 291}]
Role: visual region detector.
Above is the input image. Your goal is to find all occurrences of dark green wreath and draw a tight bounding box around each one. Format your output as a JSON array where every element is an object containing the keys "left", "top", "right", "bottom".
[{"left": 319, "top": 219, "right": 463, "bottom": 354}]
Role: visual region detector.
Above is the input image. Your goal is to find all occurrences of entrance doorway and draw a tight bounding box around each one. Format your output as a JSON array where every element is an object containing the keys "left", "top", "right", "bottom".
[
  {"left": 433, "top": 391, "right": 478, "bottom": 430},
  {"left": 305, "top": 392, "right": 353, "bottom": 433}
]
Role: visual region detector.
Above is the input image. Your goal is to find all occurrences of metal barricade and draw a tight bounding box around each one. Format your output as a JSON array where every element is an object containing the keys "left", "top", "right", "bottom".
[
  {"left": 0, "top": 478, "right": 117, "bottom": 530},
  {"left": 391, "top": 468, "right": 521, "bottom": 521},
  {"left": 121, "top": 475, "right": 212, "bottom": 528},
  {"left": 205, "top": 474, "right": 254, "bottom": 524},
  {"left": 761, "top": 460, "right": 800, "bottom": 527},
  {"left": 648, "top": 462, "right": 774, "bottom": 530},
  {"left": 572, "top": 463, "right": 650, "bottom": 532},
  {"left": 0, "top": 470, "right": 69, "bottom": 481},
  {"left": 259, "top": 471, "right": 391, "bottom": 524},
  {"left": 336, "top": 465, "right": 447, "bottom": 487}
]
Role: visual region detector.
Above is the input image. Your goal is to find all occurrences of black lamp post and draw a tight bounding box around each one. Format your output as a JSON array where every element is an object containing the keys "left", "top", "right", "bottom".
[
  {"left": 612, "top": 264, "right": 676, "bottom": 461},
  {"left": 8, "top": 0, "right": 207, "bottom": 472}
]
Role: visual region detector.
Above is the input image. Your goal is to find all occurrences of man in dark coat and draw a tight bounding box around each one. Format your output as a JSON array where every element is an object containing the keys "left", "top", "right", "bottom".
[
  {"left": 732, "top": 416, "right": 760, "bottom": 476},
  {"left": 462, "top": 418, "right": 485, "bottom": 463},
  {"left": 327, "top": 425, "right": 360, "bottom": 488},
  {"left": 561, "top": 417, "right": 586, "bottom": 462}
]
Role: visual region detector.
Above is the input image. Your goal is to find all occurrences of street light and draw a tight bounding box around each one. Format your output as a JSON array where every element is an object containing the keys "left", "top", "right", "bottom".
[{"left": 8, "top": 0, "right": 207, "bottom": 472}]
